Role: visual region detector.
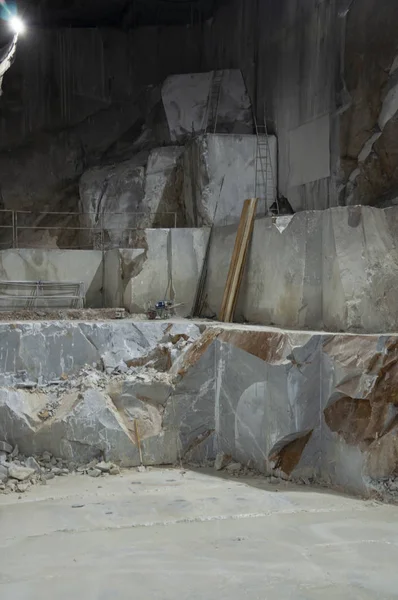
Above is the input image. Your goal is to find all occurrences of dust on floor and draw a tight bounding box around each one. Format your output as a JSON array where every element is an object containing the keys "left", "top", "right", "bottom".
[{"left": 1, "top": 468, "right": 398, "bottom": 599}]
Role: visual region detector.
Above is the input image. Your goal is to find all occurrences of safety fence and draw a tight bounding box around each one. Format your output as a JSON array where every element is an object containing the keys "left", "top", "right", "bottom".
[
  {"left": 0, "top": 210, "right": 178, "bottom": 250},
  {"left": 0, "top": 280, "right": 85, "bottom": 310}
]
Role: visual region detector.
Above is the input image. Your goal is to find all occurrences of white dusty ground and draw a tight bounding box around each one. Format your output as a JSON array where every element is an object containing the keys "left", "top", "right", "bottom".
[{"left": 1, "top": 469, "right": 398, "bottom": 599}]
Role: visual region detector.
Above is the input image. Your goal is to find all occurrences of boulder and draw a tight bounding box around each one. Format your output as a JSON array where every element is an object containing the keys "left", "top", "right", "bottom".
[
  {"left": 36, "top": 390, "right": 141, "bottom": 467},
  {"left": 182, "top": 133, "right": 277, "bottom": 227},
  {"left": 143, "top": 147, "right": 185, "bottom": 227},
  {"left": 8, "top": 464, "right": 35, "bottom": 481},
  {"left": 0, "top": 464, "right": 8, "bottom": 482},
  {"left": 25, "top": 457, "right": 42, "bottom": 473},
  {"left": 79, "top": 157, "right": 146, "bottom": 249},
  {"left": 0, "top": 389, "right": 48, "bottom": 453},
  {"left": 162, "top": 69, "right": 253, "bottom": 142},
  {"left": 214, "top": 452, "right": 231, "bottom": 471}
]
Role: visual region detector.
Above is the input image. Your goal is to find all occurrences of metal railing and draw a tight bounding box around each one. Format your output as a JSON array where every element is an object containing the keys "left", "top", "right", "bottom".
[
  {"left": 0, "top": 210, "right": 178, "bottom": 250},
  {"left": 0, "top": 280, "right": 85, "bottom": 310}
]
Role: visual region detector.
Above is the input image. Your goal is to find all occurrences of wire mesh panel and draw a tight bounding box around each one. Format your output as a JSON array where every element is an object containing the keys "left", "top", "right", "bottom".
[{"left": 0, "top": 281, "right": 85, "bottom": 310}]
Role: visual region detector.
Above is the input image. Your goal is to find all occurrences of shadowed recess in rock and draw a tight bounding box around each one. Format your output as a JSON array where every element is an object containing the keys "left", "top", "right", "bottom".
[{"left": 268, "top": 431, "right": 314, "bottom": 476}]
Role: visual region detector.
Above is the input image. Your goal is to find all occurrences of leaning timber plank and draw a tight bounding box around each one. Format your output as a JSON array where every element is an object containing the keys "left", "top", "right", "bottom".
[
  {"left": 220, "top": 198, "right": 258, "bottom": 322},
  {"left": 229, "top": 200, "right": 258, "bottom": 320},
  {"left": 219, "top": 199, "right": 250, "bottom": 320},
  {"left": 223, "top": 198, "right": 257, "bottom": 322},
  {"left": 219, "top": 199, "right": 250, "bottom": 321}
]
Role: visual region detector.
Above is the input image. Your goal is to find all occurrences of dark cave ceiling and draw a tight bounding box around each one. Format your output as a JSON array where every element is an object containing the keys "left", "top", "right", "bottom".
[
  {"left": 0, "top": 0, "right": 234, "bottom": 61},
  {"left": 0, "top": 0, "right": 228, "bottom": 47},
  {"left": 17, "top": 0, "right": 225, "bottom": 27}
]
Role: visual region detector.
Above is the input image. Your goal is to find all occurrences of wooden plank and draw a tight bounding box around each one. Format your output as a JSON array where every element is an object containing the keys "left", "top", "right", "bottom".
[
  {"left": 220, "top": 198, "right": 258, "bottom": 322},
  {"left": 219, "top": 199, "right": 250, "bottom": 320},
  {"left": 229, "top": 200, "right": 257, "bottom": 320},
  {"left": 223, "top": 198, "right": 257, "bottom": 322}
]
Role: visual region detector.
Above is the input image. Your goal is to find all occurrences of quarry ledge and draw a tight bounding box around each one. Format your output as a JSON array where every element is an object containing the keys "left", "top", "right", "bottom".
[
  {"left": 1, "top": 316, "right": 398, "bottom": 336},
  {"left": 0, "top": 318, "right": 398, "bottom": 501}
]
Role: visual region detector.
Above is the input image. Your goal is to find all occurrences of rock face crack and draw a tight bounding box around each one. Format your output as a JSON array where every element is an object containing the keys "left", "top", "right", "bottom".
[{"left": 182, "top": 428, "right": 214, "bottom": 459}]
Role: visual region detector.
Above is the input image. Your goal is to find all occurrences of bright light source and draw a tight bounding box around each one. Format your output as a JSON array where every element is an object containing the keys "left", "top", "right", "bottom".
[{"left": 9, "top": 16, "right": 25, "bottom": 35}]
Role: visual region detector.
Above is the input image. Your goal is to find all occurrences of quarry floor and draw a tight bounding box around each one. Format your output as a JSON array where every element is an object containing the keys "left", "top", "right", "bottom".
[{"left": 0, "top": 469, "right": 398, "bottom": 599}]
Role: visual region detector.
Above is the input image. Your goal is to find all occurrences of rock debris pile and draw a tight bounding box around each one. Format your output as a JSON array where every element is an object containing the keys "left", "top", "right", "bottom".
[
  {"left": 0, "top": 322, "right": 201, "bottom": 488},
  {"left": 0, "top": 442, "right": 123, "bottom": 495}
]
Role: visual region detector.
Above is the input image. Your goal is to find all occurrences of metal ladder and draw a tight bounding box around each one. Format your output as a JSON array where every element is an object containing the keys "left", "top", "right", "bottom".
[
  {"left": 206, "top": 70, "right": 224, "bottom": 133},
  {"left": 254, "top": 109, "right": 279, "bottom": 215}
]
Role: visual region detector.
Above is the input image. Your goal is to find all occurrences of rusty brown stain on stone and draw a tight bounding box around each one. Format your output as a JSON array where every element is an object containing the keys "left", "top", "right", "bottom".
[
  {"left": 324, "top": 397, "right": 374, "bottom": 446},
  {"left": 335, "top": 374, "right": 365, "bottom": 399},
  {"left": 269, "top": 431, "right": 313, "bottom": 476},
  {"left": 369, "top": 338, "right": 398, "bottom": 406},
  {"left": 127, "top": 346, "right": 172, "bottom": 372},
  {"left": 183, "top": 429, "right": 215, "bottom": 458},
  {"left": 324, "top": 336, "right": 398, "bottom": 454},
  {"left": 323, "top": 335, "right": 380, "bottom": 370},
  {"left": 218, "top": 330, "right": 287, "bottom": 363},
  {"left": 366, "top": 351, "right": 384, "bottom": 375},
  {"left": 177, "top": 328, "right": 221, "bottom": 377},
  {"left": 170, "top": 333, "right": 190, "bottom": 345}
]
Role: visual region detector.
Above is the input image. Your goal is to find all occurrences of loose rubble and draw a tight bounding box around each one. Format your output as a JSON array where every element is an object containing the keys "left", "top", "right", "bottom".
[
  {"left": 0, "top": 442, "right": 126, "bottom": 494},
  {"left": 210, "top": 453, "right": 317, "bottom": 488},
  {"left": 0, "top": 323, "right": 200, "bottom": 471},
  {"left": 0, "top": 328, "right": 199, "bottom": 494},
  {"left": 0, "top": 441, "right": 12, "bottom": 453},
  {"left": 366, "top": 477, "right": 398, "bottom": 503},
  {"left": 0, "top": 308, "right": 131, "bottom": 322}
]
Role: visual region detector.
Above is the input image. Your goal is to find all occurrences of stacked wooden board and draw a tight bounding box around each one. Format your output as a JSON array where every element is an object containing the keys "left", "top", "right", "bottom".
[{"left": 219, "top": 198, "right": 258, "bottom": 322}]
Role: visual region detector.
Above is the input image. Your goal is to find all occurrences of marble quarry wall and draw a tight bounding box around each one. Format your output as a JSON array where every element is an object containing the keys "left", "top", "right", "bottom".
[
  {"left": 0, "top": 319, "right": 397, "bottom": 500},
  {"left": 200, "top": 0, "right": 398, "bottom": 212},
  {"left": 205, "top": 205, "right": 398, "bottom": 333},
  {"left": 1, "top": 1, "right": 398, "bottom": 222},
  {"left": 2, "top": 205, "right": 398, "bottom": 333},
  {"left": 175, "top": 325, "right": 398, "bottom": 499},
  {"left": 0, "top": 249, "right": 103, "bottom": 308},
  {"left": 105, "top": 228, "right": 210, "bottom": 317},
  {"left": 0, "top": 40, "right": 254, "bottom": 220},
  {"left": 0, "top": 227, "right": 209, "bottom": 316},
  {"left": 0, "top": 320, "right": 202, "bottom": 467},
  {"left": 199, "top": 0, "right": 341, "bottom": 212},
  {"left": 161, "top": 70, "right": 253, "bottom": 142},
  {"left": 183, "top": 133, "right": 277, "bottom": 227},
  {"left": 0, "top": 51, "right": 258, "bottom": 246}
]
